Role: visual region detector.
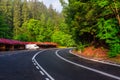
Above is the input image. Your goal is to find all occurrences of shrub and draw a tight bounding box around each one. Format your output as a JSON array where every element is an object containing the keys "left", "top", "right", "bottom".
[
  {"left": 51, "top": 31, "right": 75, "bottom": 47},
  {"left": 97, "top": 18, "right": 120, "bottom": 57},
  {"left": 75, "top": 42, "right": 88, "bottom": 51},
  {"left": 108, "top": 44, "right": 120, "bottom": 57}
]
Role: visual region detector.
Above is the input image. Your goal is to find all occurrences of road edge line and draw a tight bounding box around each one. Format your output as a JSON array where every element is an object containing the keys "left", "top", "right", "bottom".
[
  {"left": 69, "top": 50, "right": 120, "bottom": 67},
  {"left": 55, "top": 50, "right": 120, "bottom": 80}
]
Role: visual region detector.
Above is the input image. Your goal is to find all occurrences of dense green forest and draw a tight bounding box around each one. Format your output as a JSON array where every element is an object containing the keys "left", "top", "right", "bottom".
[
  {"left": 0, "top": 0, "right": 74, "bottom": 47},
  {"left": 60, "top": 0, "right": 120, "bottom": 57},
  {"left": 0, "top": 0, "right": 120, "bottom": 57}
]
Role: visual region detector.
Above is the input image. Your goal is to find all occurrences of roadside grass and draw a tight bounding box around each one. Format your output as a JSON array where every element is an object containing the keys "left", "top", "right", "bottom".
[
  {"left": 57, "top": 46, "right": 67, "bottom": 48},
  {"left": 108, "top": 54, "right": 120, "bottom": 64}
]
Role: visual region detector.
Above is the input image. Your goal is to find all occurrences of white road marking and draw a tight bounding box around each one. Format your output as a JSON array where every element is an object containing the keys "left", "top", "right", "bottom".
[
  {"left": 55, "top": 50, "right": 120, "bottom": 80},
  {"left": 32, "top": 50, "right": 55, "bottom": 80},
  {"left": 33, "top": 62, "right": 36, "bottom": 65},
  {"left": 39, "top": 71, "right": 45, "bottom": 75},
  {"left": 69, "top": 50, "right": 120, "bottom": 67},
  {"left": 36, "top": 66, "right": 39, "bottom": 70}
]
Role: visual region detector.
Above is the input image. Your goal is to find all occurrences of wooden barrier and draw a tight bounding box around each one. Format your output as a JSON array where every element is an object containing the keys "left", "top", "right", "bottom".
[
  {"left": 6, "top": 44, "right": 14, "bottom": 51},
  {"left": 0, "top": 38, "right": 58, "bottom": 51},
  {"left": 0, "top": 43, "right": 6, "bottom": 51}
]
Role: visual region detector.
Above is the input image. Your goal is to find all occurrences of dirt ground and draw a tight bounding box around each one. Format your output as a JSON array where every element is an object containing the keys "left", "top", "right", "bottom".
[{"left": 73, "top": 46, "right": 120, "bottom": 64}]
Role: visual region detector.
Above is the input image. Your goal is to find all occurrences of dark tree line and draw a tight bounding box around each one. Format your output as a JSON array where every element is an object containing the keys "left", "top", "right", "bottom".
[
  {"left": 1, "top": 0, "right": 120, "bottom": 57},
  {"left": 0, "top": 0, "right": 75, "bottom": 47},
  {"left": 60, "top": 0, "right": 120, "bottom": 57},
  {"left": 0, "top": 0, "right": 59, "bottom": 39}
]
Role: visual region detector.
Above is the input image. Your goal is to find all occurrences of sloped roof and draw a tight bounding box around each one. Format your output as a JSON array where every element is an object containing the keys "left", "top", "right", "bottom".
[
  {"left": 0, "top": 38, "right": 25, "bottom": 45},
  {"left": 0, "top": 38, "right": 58, "bottom": 46}
]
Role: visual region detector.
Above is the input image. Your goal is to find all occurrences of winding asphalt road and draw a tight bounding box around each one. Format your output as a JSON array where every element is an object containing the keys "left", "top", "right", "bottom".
[{"left": 0, "top": 49, "right": 120, "bottom": 80}]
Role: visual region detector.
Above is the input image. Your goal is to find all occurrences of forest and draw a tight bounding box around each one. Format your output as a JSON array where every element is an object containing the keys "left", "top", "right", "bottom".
[
  {"left": 0, "top": 0, "right": 75, "bottom": 46},
  {"left": 0, "top": 0, "right": 120, "bottom": 57}
]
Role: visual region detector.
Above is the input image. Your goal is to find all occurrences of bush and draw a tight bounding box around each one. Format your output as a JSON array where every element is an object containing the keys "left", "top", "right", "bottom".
[
  {"left": 51, "top": 31, "right": 75, "bottom": 47},
  {"left": 108, "top": 44, "right": 120, "bottom": 57},
  {"left": 97, "top": 18, "right": 120, "bottom": 57},
  {"left": 75, "top": 42, "right": 88, "bottom": 51}
]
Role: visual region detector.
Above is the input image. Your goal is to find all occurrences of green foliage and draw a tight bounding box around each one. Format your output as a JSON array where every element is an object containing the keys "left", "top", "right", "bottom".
[
  {"left": 1, "top": 0, "right": 120, "bottom": 58},
  {"left": 13, "top": 0, "right": 22, "bottom": 38},
  {"left": 0, "top": 12, "right": 11, "bottom": 38},
  {"left": 61, "top": 0, "right": 120, "bottom": 57},
  {"left": 75, "top": 42, "right": 87, "bottom": 51},
  {"left": 20, "top": 19, "right": 44, "bottom": 41},
  {"left": 13, "top": 33, "right": 29, "bottom": 41},
  {"left": 97, "top": 18, "right": 118, "bottom": 41},
  {"left": 108, "top": 44, "right": 120, "bottom": 57},
  {"left": 59, "top": 20, "right": 70, "bottom": 34},
  {"left": 97, "top": 18, "right": 120, "bottom": 57},
  {"left": 51, "top": 31, "right": 75, "bottom": 47},
  {"left": 61, "top": 0, "right": 98, "bottom": 45},
  {"left": 1, "top": 0, "right": 62, "bottom": 41},
  {"left": 97, "top": 0, "right": 109, "bottom": 8},
  {"left": 17, "top": 17, "right": 54, "bottom": 42},
  {"left": 44, "top": 17, "right": 54, "bottom": 41},
  {"left": 22, "top": 0, "right": 29, "bottom": 23},
  {"left": 0, "top": 0, "right": 13, "bottom": 38}
]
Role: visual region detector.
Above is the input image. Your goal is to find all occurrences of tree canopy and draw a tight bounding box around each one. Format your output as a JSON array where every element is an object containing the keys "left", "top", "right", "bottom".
[
  {"left": 60, "top": 0, "right": 120, "bottom": 57},
  {"left": 0, "top": 0, "right": 120, "bottom": 57}
]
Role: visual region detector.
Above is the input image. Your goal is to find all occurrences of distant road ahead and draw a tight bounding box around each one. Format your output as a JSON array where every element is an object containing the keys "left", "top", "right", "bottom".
[{"left": 0, "top": 49, "right": 120, "bottom": 80}]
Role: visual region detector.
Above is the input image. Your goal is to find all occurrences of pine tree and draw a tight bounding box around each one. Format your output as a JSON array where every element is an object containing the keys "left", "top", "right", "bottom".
[
  {"left": 22, "top": 0, "right": 29, "bottom": 23},
  {"left": 29, "top": 0, "right": 41, "bottom": 19},
  {"left": 13, "top": 0, "right": 22, "bottom": 39},
  {"left": 0, "top": 0, "right": 13, "bottom": 38},
  {"left": 0, "top": 11, "right": 11, "bottom": 38}
]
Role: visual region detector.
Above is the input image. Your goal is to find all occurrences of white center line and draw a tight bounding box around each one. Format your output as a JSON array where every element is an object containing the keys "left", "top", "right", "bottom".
[
  {"left": 39, "top": 71, "right": 45, "bottom": 75},
  {"left": 33, "top": 62, "right": 36, "bottom": 65},
  {"left": 32, "top": 50, "right": 55, "bottom": 80},
  {"left": 45, "top": 78, "right": 50, "bottom": 80},
  {"left": 36, "top": 66, "right": 39, "bottom": 70}
]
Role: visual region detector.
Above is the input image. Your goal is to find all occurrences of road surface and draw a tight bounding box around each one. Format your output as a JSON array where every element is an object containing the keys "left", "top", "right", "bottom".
[{"left": 0, "top": 49, "right": 120, "bottom": 80}]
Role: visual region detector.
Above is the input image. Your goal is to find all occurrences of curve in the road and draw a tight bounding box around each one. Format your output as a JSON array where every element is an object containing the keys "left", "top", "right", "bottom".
[
  {"left": 32, "top": 50, "right": 55, "bottom": 80},
  {"left": 69, "top": 50, "right": 120, "bottom": 67},
  {"left": 55, "top": 49, "right": 120, "bottom": 80}
]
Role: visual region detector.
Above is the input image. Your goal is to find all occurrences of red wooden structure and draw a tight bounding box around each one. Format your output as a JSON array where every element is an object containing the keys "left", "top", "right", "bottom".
[
  {"left": 0, "top": 38, "right": 25, "bottom": 51},
  {"left": 25, "top": 42, "right": 58, "bottom": 48},
  {"left": 0, "top": 38, "right": 58, "bottom": 51}
]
